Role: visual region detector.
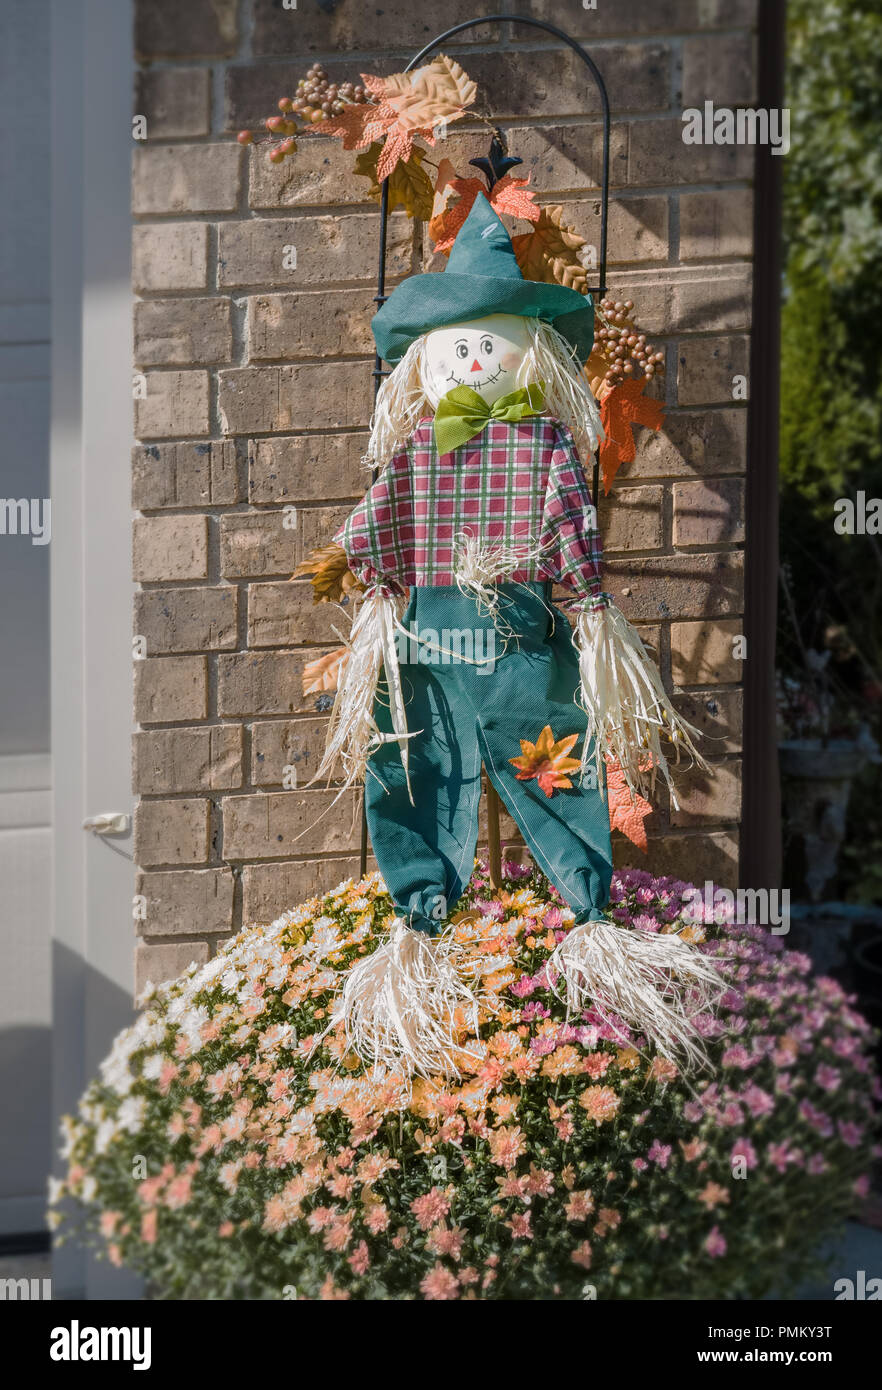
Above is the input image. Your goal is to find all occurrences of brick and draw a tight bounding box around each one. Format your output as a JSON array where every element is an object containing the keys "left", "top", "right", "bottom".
[
  {"left": 135, "top": 942, "right": 211, "bottom": 994},
  {"left": 605, "top": 265, "right": 752, "bottom": 335},
  {"left": 135, "top": 0, "right": 238, "bottom": 59},
  {"left": 251, "top": 2, "right": 499, "bottom": 55},
  {"left": 219, "top": 512, "right": 297, "bottom": 579},
  {"left": 674, "top": 688, "right": 743, "bottom": 753},
  {"left": 132, "top": 145, "right": 241, "bottom": 215},
  {"left": 134, "top": 67, "right": 210, "bottom": 138},
  {"left": 673, "top": 477, "right": 745, "bottom": 546},
  {"left": 679, "top": 189, "right": 754, "bottom": 261},
  {"left": 132, "top": 223, "right": 208, "bottom": 292},
  {"left": 604, "top": 551, "right": 743, "bottom": 622},
  {"left": 670, "top": 759, "right": 742, "bottom": 826},
  {"left": 133, "top": 514, "right": 209, "bottom": 582},
  {"left": 671, "top": 617, "right": 746, "bottom": 685},
  {"left": 133, "top": 726, "right": 243, "bottom": 794},
  {"left": 134, "top": 656, "right": 208, "bottom": 724},
  {"left": 135, "top": 370, "right": 210, "bottom": 439},
  {"left": 218, "top": 649, "right": 339, "bottom": 718},
  {"left": 296, "top": 505, "right": 353, "bottom": 560},
  {"left": 242, "top": 858, "right": 376, "bottom": 925},
  {"left": 218, "top": 213, "right": 411, "bottom": 288},
  {"left": 134, "top": 298, "right": 232, "bottom": 367},
  {"left": 218, "top": 364, "right": 373, "bottom": 434},
  {"left": 625, "top": 830, "right": 740, "bottom": 892},
  {"left": 621, "top": 408, "right": 747, "bottom": 480},
  {"left": 248, "top": 138, "right": 374, "bottom": 210},
  {"left": 133, "top": 440, "right": 239, "bottom": 509},
  {"left": 247, "top": 290, "right": 376, "bottom": 360},
  {"left": 677, "top": 335, "right": 750, "bottom": 406},
  {"left": 248, "top": 433, "right": 366, "bottom": 504},
  {"left": 251, "top": 717, "right": 333, "bottom": 787},
  {"left": 134, "top": 586, "right": 238, "bottom": 654},
  {"left": 135, "top": 868, "right": 235, "bottom": 937},
  {"left": 598, "top": 486, "right": 664, "bottom": 553},
  {"left": 446, "top": 44, "right": 671, "bottom": 120},
  {"left": 221, "top": 790, "right": 360, "bottom": 858},
  {"left": 681, "top": 34, "right": 757, "bottom": 108},
  {"left": 509, "top": 1, "right": 757, "bottom": 39},
  {"left": 247, "top": 581, "right": 346, "bottom": 648},
  {"left": 134, "top": 797, "right": 210, "bottom": 866}
]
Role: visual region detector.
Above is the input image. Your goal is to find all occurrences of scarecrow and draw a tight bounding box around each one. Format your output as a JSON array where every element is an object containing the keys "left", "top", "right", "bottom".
[{"left": 307, "top": 194, "right": 718, "bottom": 1076}]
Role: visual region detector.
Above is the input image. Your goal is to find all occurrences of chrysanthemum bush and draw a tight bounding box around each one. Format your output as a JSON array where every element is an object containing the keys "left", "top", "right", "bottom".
[{"left": 52, "top": 863, "right": 878, "bottom": 1300}]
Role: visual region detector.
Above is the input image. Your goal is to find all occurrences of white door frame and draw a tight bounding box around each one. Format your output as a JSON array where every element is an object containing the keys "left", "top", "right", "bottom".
[{"left": 50, "top": 0, "right": 139, "bottom": 1299}]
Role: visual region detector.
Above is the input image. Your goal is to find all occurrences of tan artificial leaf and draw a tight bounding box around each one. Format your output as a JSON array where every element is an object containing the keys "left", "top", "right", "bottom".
[
  {"left": 584, "top": 351, "right": 608, "bottom": 398},
  {"left": 293, "top": 543, "right": 364, "bottom": 605},
  {"left": 354, "top": 142, "right": 434, "bottom": 218},
  {"left": 512, "top": 206, "right": 589, "bottom": 294},
  {"left": 509, "top": 724, "right": 582, "bottom": 798},
  {"left": 380, "top": 55, "right": 476, "bottom": 132},
  {"left": 302, "top": 647, "right": 349, "bottom": 697}
]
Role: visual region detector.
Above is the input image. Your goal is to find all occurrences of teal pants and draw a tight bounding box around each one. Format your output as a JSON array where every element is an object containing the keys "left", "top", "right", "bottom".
[{"left": 366, "top": 583, "right": 612, "bottom": 935}]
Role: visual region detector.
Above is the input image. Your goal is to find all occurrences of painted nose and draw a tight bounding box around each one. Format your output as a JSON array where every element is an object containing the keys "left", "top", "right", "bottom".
[{"left": 470, "top": 359, "right": 483, "bottom": 373}]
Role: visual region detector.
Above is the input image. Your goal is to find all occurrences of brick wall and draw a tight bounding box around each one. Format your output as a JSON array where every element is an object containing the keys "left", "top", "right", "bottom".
[{"left": 131, "top": 0, "right": 756, "bottom": 989}]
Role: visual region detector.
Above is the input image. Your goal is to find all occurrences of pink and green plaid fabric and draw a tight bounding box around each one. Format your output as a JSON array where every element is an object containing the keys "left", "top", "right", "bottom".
[{"left": 337, "top": 416, "right": 609, "bottom": 612}]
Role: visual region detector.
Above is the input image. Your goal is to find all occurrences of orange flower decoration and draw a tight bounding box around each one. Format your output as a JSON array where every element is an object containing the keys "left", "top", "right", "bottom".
[{"left": 509, "top": 725, "right": 581, "bottom": 798}]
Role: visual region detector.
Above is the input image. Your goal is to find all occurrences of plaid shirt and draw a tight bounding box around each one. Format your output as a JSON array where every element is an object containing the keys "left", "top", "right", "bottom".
[{"left": 337, "top": 416, "right": 609, "bottom": 612}]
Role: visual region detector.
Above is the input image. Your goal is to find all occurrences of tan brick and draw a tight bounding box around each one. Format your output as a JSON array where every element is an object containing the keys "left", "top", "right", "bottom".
[
  {"left": 605, "top": 266, "right": 752, "bottom": 335},
  {"left": 598, "top": 486, "right": 664, "bottom": 553},
  {"left": 247, "top": 290, "right": 376, "bottom": 360},
  {"left": 248, "top": 434, "right": 366, "bottom": 504},
  {"left": 218, "top": 648, "right": 338, "bottom": 718},
  {"left": 251, "top": 2, "right": 498, "bottom": 55},
  {"left": 133, "top": 144, "right": 241, "bottom": 215},
  {"left": 133, "top": 514, "right": 209, "bottom": 582},
  {"left": 670, "top": 759, "right": 742, "bottom": 826},
  {"left": 132, "top": 223, "right": 209, "bottom": 292},
  {"left": 222, "top": 789, "right": 360, "bottom": 858},
  {"left": 218, "top": 213, "right": 411, "bottom": 288},
  {"left": 673, "top": 477, "right": 745, "bottom": 547},
  {"left": 621, "top": 408, "right": 747, "bottom": 481},
  {"left": 134, "top": 586, "right": 238, "bottom": 654},
  {"left": 133, "top": 726, "right": 243, "bottom": 794},
  {"left": 512, "top": 1, "right": 757, "bottom": 39},
  {"left": 219, "top": 512, "right": 296, "bottom": 579},
  {"left": 294, "top": 505, "right": 353, "bottom": 565},
  {"left": 441, "top": 44, "right": 671, "bottom": 120},
  {"left": 133, "top": 440, "right": 239, "bottom": 509},
  {"left": 135, "top": 940, "right": 211, "bottom": 993},
  {"left": 671, "top": 617, "right": 746, "bottom": 685},
  {"left": 604, "top": 551, "right": 743, "bottom": 622},
  {"left": 134, "top": 67, "right": 210, "bottom": 138},
  {"left": 247, "top": 581, "right": 346, "bottom": 647},
  {"left": 674, "top": 688, "right": 743, "bottom": 754},
  {"left": 242, "top": 857, "right": 376, "bottom": 925},
  {"left": 679, "top": 189, "right": 754, "bottom": 261},
  {"left": 681, "top": 33, "right": 757, "bottom": 108},
  {"left": 623, "top": 829, "right": 740, "bottom": 892},
  {"left": 134, "top": 797, "right": 210, "bottom": 866},
  {"left": 135, "top": 867, "right": 234, "bottom": 937},
  {"left": 677, "top": 335, "right": 750, "bottom": 406},
  {"left": 251, "top": 717, "right": 333, "bottom": 787},
  {"left": 218, "top": 364, "right": 373, "bottom": 434},
  {"left": 248, "top": 138, "right": 374, "bottom": 210},
  {"left": 135, "top": 370, "right": 210, "bottom": 439},
  {"left": 134, "top": 655, "right": 208, "bottom": 724},
  {"left": 135, "top": 0, "right": 238, "bottom": 59},
  {"left": 134, "top": 297, "right": 232, "bottom": 367}
]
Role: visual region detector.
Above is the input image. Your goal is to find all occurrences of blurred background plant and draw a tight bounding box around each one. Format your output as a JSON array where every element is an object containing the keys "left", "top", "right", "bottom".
[{"left": 779, "top": 0, "right": 882, "bottom": 903}]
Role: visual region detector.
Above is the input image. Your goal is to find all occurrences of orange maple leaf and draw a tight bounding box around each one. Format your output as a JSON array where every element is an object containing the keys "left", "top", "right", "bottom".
[
  {"left": 302, "top": 647, "right": 349, "bottom": 697},
  {"left": 605, "top": 757, "right": 653, "bottom": 853},
  {"left": 490, "top": 173, "right": 541, "bottom": 224},
  {"left": 598, "top": 378, "right": 665, "bottom": 494},
  {"left": 430, "top": 171, "right": 540, "bottom": 254},
  {"left": 509, "top": 725, "right": 582, "bottom": 798}
]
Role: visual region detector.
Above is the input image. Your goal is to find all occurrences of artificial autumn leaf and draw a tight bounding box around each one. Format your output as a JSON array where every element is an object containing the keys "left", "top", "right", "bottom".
[
  {"left": 430, "top": 170, "right": 540, "bottom": 254},
  {"left": 510, "top": 725, "right": 582, "bottom": 798},
  {"left": 490, "top": 173, "right": 541, "bottom": 224},
  {"left": 353, "top": 142, "right": 435, "bottom": 218},
  {"left": 584, "top": 351, "right": 609, "bottom": 398},
  {"left": 302, "top": 647, "right": 349, "bottom": 697},
  {"left": 598, "top": 378, "right": 665, "bottom": 494},
  {"left": 512, "top": 206, "right": 589, "bottom": 294},
  {"left": 293, "top": 543, "right": 365, "bottom": 605},
  {"left": 605, "top": 757, "right": 653, "bottom": 853}
]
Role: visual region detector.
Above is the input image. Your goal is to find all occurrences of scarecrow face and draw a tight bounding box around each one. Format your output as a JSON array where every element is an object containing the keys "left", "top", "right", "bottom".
[{"left": 424, "top": 314, "right": 532, "bottom": 406}]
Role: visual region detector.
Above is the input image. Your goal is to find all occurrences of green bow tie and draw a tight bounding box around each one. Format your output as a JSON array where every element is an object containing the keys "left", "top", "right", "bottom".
[{"left": 433, "top": 382, "right": 546, "bottom": 455}]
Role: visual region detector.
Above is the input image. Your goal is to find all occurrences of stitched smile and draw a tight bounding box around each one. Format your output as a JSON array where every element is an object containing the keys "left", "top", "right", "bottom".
[{"left": 445, "top": 366, "right": 506, "bottom": 390}]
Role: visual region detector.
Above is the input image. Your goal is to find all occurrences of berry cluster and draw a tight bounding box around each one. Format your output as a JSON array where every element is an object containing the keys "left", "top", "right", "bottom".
[
  {"left": 236, "top": 64, "right": 372, "bottom": 163},
  {"left": 593, "top": 297, "right": 665, "bottom": 388}
]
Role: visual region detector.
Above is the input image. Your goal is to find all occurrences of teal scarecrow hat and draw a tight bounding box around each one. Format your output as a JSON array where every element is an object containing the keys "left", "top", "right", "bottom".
[{"left": 372, "top": 192, "right": 595, "bottom": 365}]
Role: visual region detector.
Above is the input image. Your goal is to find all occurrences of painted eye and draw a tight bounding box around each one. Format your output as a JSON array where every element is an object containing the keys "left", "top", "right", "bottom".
[
  {"left": 456, "top": 343, "right": 468, "bottom": 359},
  {"left": 481, "top": 337, "right": 493, "bottom": 355}
]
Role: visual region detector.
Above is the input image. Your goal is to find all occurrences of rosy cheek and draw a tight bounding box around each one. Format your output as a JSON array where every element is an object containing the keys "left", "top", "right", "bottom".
[{"left": 500, "top": 351, "right": 521, "bottom": 371}]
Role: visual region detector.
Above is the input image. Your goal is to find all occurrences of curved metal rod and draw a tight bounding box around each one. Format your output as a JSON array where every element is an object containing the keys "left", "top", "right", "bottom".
[{"left": 360, "top": 15, "right": 611, "bottom": 877}]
